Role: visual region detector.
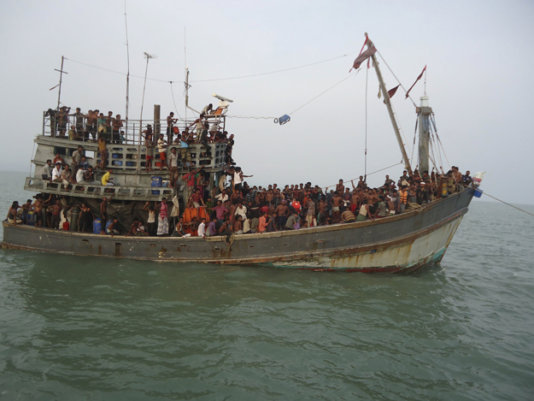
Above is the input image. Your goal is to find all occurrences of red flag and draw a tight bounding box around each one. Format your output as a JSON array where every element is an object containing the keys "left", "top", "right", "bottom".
[
  {"left": 405, "top": 65, "right": 427, "bottom": 98},
  {"left": 387, "top": 85, "right": 400, "bottom": 98},
  {"left": 350, "top": 46, "right": 376, "bottom": 71}
]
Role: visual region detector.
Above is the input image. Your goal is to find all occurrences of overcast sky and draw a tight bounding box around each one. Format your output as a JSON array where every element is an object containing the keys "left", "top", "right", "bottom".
[{"left": 1, "top": 0, "right": 533, "bottom": 205}]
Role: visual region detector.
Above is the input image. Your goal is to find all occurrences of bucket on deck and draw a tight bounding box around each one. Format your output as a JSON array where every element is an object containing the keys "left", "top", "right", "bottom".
[
  {"left": 474, "top": 188, "right": 483, "bottom": 198},
  {"left": 26, "top": 211, "right": 36, "bottom": 226},
  {"left": 151, "top": 176, "right": 162, "bottom": 195}
]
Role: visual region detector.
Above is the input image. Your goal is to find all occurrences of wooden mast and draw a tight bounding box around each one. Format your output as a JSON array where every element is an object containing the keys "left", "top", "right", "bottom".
[{"left": 366, "top": 34, "right": 413, "bottom": 175}]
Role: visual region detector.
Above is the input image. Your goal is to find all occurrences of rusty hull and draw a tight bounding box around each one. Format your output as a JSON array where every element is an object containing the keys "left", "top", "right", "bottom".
[{"left": 2, "top": 189, "right": 474, "bottom": 272}]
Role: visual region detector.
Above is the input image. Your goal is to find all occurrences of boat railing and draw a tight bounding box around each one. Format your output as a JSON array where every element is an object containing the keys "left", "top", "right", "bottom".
[
  {"left": 24, "top": 176, "right": 173, "bottom": 201},
  {"left": 34, "top": 137, "right": 229, "bottom": 172},
  {"left": 41, "top": 111, "right": 227, "bottom": 146}
]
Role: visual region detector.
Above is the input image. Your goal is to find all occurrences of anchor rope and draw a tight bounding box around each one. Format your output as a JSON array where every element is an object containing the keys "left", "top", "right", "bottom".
[{"left": 482, "top": 192, "right": 534, "bottom": 218}]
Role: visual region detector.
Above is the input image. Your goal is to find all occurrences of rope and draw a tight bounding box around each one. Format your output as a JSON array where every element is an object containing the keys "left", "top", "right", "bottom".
[
  {"left": 430, "top": 113, "right": 450, "bottom": 167},
  {"left": 289, "top": 72, "right": 356, "bottom": 115},
  {"left": 191, "top": 54, "right": 349, "bottom": 83},
  {"left": 64, "top": 54, "right": 349, "bottom": 86},
  {"left": 483, "top": 192, "right": 534, "bottom": 218},
  {"left": 323, "top": 162, "right": 403, "bottom": 192},
  {"left": 168, "top": 81, "right": 183, "bottom": 120},
  {"left": 376, "top": 51, "right": 417, "bottom": 108},
  {"left": 226, "top": 71, "right": 355, "bottom": 121},
  {"left": 366, "top": 161, "right": 404, "bottom": 177},
  {"left": 226, "top": 115, "right": 277, "bottom": 120}
]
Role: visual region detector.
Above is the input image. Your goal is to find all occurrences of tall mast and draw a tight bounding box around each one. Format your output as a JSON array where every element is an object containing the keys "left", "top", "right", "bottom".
[
  {"left": 366, "top": 34, "right": 412, "bottom": 175},
  {"left": 417, "top": 96, "right": 432, "bottom": 174}
]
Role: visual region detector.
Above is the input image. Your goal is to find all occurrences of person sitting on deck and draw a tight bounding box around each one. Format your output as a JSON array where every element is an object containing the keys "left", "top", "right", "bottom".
[
  {"left": 6, "top": 201, "right": 22, "bottom": 224},
  {"left": 83, "top": 166, "right": 95, "bottom": 183},
  {"left": 60, "top": 164, "right": 73, "bottom": 189},
  {"left": 105, "top": 216, "right": 120, "bottom": 235},
  {"left": 128, "top": 218, "right": 147, "bottom": 236},
  {"left": 51, "top": 162, "right": 62, "bottom": 182},
  {"left": 101, "top": 169, "right": 114, "bottom": 186}
]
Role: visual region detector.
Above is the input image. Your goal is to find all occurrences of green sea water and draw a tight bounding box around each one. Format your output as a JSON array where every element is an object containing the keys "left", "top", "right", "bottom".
[{"left": 1, "top": 172, "right": 533, "bottom": 400}]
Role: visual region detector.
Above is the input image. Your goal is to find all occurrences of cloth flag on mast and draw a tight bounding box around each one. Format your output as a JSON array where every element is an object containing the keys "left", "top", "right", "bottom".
[
  {"left": 350, "top": 45, "right": 376, "bottom": 72},
  {"left": 405, "top": 65, "right": 427, "bottom": 98},
  {"left": 387, "top": 85, "right": 400, "bottom": 98}
]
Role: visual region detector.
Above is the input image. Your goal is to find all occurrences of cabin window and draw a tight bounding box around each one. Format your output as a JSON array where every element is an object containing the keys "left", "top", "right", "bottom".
[{"left": 53, "top": 146, "right": 67, "bottom": 155}]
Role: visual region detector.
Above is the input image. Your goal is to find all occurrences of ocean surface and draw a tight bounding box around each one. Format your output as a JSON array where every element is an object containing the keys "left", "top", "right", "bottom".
[{"left": 1, "top": 171, "right": 533, "bottom": 401}]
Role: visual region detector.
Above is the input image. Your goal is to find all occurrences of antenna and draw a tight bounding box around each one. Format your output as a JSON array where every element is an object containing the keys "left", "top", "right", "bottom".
[
  {"left": 184, "top": 26, "right": 188, "bottom": 121},
  {"left": 53, "top": 56, "right": 68, "bottom": 110},
  {"left": 139, "top": 51, "right": 156, "bottom": 152},
  {"left": 124, "top": 0, "right": 130, "bottom": 135},
  {"left": 140, "top": 51, "right": 156, "bottom": 126}
]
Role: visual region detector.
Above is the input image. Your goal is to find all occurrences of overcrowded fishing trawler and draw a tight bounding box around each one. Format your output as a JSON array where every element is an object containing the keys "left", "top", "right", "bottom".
[{"left": 2, "top": 35, "right": 481, "bottom": 272}]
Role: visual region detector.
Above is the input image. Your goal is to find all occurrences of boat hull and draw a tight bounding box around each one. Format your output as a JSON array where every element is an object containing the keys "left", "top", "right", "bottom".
[{"left": 2, "top": 189, "right": 473, "bottom": 272}]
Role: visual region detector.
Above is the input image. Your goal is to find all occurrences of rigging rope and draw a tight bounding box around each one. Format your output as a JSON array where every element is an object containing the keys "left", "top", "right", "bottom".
[
  {"left": 191, "top": 54, "right": 349, "bottom": 83},
  {"left": 376, "top": 50, "right": 417, "bottom": 108},
  {"left": 64, "top": 54, "right": 349, "bottom": 85},
  {"left": 323, "top": 162, "right": 403, "bottom": 191},
  {"left": 168, "top": 81, "right": 183, "bottom": 120},
  {"left": 430, "top": 113, "right": 450, "bottom": 167},
  {"left": 482, "top": 192, "right": 534, "bottom": 218},
  {"left": 226, "top": 115, "right": 277, "bottom": 120},
  {"left": 289, "top": 72, "right": 355, "bottom": 115}
]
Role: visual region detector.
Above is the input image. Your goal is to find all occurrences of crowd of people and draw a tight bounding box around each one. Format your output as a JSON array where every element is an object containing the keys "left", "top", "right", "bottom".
[
  {"left": 44, "top": 106, "right": 236, "bottom": 175},
  {"left": 11, "top": 105, "right": 474, "bottom": 237},
  {"left": 6, "top": 166, "right": 473, "bottom": 238}
]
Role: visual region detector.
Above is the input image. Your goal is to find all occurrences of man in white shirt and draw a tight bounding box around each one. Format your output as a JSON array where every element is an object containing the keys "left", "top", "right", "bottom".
[
  {"left": 197, "top": 218, "right": 206, "bottom": 238},
  {"left": 51, "top": 162, "right": 62, "bottom": 182}
]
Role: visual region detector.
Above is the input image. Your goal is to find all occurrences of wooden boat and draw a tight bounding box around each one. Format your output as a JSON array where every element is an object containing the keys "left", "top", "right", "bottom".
[{"left": 1, "top": 35, "right": 476, "bottom": 272}]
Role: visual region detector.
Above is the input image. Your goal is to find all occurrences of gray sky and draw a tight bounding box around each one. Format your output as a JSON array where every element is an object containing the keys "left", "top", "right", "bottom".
[{"left": 1, "top": 0, "right": 533, "bottom": 204}]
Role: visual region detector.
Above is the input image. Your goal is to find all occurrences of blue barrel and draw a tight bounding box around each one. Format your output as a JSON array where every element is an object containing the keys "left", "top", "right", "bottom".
[
  {"left": 26, "top": 211, "right": 36, "bottom": 226},
  {"left": 93, "top": 218, "right": 102, "bottom": 234},
  {"left": 474, "top": 188, "right": 483, "bottom": 198},
  {"left": 151, "top": 176, "right": 162, "bottom": 195}
]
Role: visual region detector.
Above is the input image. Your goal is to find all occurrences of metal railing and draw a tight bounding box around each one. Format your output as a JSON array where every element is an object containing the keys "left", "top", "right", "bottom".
[
  {"left": 25, "top": 177, "right": 174, "bottom": 201},
  {"left": 41, "top": 111, "right": 228, "bottom": 147}
]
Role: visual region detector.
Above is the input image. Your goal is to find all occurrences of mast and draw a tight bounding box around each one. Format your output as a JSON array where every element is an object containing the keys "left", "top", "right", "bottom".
[
  {"left": 417, "top": 96, "right": 432, "bottom": 174},
  {"left": 366, "top": 34, "right": 412, "bottom": 175}
]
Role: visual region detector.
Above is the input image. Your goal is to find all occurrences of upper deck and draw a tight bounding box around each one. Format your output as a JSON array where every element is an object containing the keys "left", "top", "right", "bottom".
[{"left": 26, "top": 108, "right": 232, "bottom": 201}]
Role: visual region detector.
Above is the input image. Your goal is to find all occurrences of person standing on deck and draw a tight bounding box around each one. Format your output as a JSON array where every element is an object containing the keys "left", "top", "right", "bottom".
[
  {"left": 157, "top": 134, "right": 168, "bottom": 170},
  {"left": 166, "top": 112, "right": 177, "bottom": 144},
  {"left": 157, "top": 198, "right": 169, "bottom": 236}
]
